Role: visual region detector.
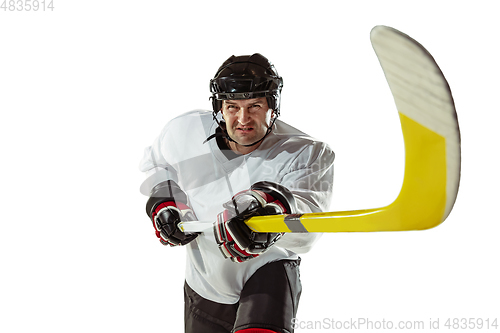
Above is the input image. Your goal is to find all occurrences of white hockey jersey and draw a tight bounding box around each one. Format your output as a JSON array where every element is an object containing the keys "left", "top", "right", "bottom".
[{"left": 139, "top": 110, "right": 334, "bottom": 304}]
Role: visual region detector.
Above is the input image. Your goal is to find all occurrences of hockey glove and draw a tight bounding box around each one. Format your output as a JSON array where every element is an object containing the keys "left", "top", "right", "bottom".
[
  {"left": 214, "top": 181, "right": 297, "bottom": 263},
  {"left": 146, "top": 180, "right": 198, "bottom": 246}
]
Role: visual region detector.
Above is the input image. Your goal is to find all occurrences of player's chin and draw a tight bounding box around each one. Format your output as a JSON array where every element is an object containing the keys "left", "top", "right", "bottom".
[{"left": 233, "top": 132, "right": 258, "bottom": 144}]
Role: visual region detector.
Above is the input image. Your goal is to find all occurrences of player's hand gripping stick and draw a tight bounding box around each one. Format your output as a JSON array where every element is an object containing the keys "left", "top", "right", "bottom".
[
  {"left": 146, "top": 180, "right": 198, "bottom": 246},
  {"left": 214, "top": 181, "right": 296, "bottom": 262}
]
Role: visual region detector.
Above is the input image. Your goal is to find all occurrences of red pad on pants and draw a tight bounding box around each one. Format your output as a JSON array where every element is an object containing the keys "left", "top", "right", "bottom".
[{"left": 236, "top": 329, "right": 279, "bottom": 333}]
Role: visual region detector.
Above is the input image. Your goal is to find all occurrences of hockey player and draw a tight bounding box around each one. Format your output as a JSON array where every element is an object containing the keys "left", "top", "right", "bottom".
[{"left": 139, "top": 53, "right": 334, "bottom": 333}]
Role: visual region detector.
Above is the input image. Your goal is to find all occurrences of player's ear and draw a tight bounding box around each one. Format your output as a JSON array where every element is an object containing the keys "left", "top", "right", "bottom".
[{"left": 220, "top": 109, "right": 228, "bottom": 123}]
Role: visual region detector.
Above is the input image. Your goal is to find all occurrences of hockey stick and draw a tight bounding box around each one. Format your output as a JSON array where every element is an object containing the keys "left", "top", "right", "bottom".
[{"left": 179, "top": 25, "right": 461, "bottom": 233}]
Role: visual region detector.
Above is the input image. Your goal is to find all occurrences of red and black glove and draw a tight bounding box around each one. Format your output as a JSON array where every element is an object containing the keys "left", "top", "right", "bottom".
[
  {"left": 214, "top": 181, "right": 297, "bottom": 263},
  {"left": 146, "top": 180, "right": 198, "bottom": 246}
]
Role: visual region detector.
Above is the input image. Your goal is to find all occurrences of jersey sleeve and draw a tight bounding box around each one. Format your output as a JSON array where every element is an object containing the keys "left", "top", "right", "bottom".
[
  {"left": 138, "top": 110, "right": 213, "bottom": 197},
  {"left": 275, "top": 141, "right": 335, "bottom": 253},
  {"left": 138, "top": 121, "right": 179, "bottom": 196}
]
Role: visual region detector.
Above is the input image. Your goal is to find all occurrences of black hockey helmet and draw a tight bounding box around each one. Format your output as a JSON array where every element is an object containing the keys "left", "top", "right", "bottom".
[{"left": 210, "top": 53, "right": 283, "bottom": 116}]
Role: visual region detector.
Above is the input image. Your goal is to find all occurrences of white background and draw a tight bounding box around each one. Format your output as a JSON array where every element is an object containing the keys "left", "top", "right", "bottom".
[{"left": 1, "top": 1, "right": 499, "bottom": 332}]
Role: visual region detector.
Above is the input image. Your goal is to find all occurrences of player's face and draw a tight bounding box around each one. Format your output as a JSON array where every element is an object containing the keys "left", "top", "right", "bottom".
[{"left": 221, "top": 98, "right": 274, "bottom": 153}]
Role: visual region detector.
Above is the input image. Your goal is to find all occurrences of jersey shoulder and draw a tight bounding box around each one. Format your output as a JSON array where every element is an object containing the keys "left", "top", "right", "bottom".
[
  {"left": 168, "top": 109, "right": 213, "bottom": 126},
  {"left": 158, "top": 109, "right": 214, "bottom": 140},
  {"left": 262, "top": 119, "right": 335, "bottom": 167},
  {"left": 272, "top": 119, "right": 333, "bottom": 152}
]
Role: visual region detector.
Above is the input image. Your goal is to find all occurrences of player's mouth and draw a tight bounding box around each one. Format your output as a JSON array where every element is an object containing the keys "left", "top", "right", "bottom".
[{"left": 235, "top": 127, "right": 254, "bottom": 133}]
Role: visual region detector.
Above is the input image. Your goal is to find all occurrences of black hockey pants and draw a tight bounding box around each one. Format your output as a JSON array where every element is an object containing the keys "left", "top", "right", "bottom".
[{"left": 184, "top": 258, "right": 302, "bottom": 333}]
